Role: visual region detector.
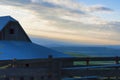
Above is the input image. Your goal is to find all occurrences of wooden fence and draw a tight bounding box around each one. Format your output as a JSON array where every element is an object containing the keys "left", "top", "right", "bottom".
[{"left": 0, "top": 56, "right": 120, "bottom": 80}]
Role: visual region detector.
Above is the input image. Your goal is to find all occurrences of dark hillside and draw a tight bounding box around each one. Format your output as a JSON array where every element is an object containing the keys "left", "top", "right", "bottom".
[{"left": 51, "top": 46, "right": 120, "bottom": 57}]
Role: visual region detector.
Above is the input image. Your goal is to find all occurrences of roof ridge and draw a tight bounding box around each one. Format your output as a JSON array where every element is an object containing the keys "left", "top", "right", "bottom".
[
  {"left": 0, "top": 16, "right": 17, "bottom": 21},
  {"left": 0, "top": 16, "right": 18, "bottom": 30}
]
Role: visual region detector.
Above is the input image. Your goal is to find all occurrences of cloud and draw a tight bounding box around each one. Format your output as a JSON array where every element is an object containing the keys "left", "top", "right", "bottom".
[
  {"left": 30, "top": 0, "right": 113, "bottom": 13},
  {"left": 31, "top": 0, "right": 40, "bottom": 3},
  {"left": 0, "top": 0, "right": 119, "bottom": 45},
  {"left": 88, "top": 5, "right": 113, "bottom": 12}
]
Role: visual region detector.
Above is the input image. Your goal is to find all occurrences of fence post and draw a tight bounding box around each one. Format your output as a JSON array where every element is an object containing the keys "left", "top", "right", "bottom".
[
  {"left": 86, "top": 57, "right": 90, "bottom": 66},
  {"left": 48, "top": 55, "right": 53, "bottom": 80},
  {"left": 115, "top": 56, "right": 119, "bottom": 80},
  {"left": 115, "top": 56, "right": 119, "bottom": 64},
  {"left": 12, "top": 58, "right": 17, "bottom": 68}
]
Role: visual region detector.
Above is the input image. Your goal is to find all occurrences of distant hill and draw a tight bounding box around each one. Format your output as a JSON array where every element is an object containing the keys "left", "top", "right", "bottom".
[
  {"left": 51, "top": 46, "right": 120, "bottom": 57},
  {"left": 31, "top": 36, "right": 120, "bottom": 57}
]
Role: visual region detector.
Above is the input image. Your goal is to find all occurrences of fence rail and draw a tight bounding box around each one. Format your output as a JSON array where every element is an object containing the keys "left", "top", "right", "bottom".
[{"left": 0, "top": 56, "right": 120, "bottom": 80}]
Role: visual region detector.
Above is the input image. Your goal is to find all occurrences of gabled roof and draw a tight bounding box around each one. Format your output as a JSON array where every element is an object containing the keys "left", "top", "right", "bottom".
[
  {"left": 0, "top": 41, "right": 71, "bottom": 60},
  {"left": 0, "top": 16, "right": 17, "bottom": 30}
]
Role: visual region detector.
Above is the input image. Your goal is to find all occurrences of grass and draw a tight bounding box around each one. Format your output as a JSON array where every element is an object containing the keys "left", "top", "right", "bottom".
[
  {"left": 0, "top": 64, "right": 11, "bottom": 69},
  {"left": 64, "top": 52, "right": 90, "bottom": 57},
  {"left": 65, "top": 52, "right": 116, "bottom": 66},
  {"left": 74, "top": 61, "right": 115, "bottom": 66}
]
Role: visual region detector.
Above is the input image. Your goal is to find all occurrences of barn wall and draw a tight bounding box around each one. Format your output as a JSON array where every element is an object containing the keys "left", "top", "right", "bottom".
[
  {"left": 1, "top": 21, "right": 31, "bottom": 42},
  {"left": 16, "top": 62, "right": 48, "bottom": 68}
]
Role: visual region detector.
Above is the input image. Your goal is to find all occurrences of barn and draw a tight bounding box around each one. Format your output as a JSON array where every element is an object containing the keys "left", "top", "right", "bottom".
[
  {"left": 0, "top": 16, "right": 71, "bottom": 80},
  {"left": 0, "top": 16, "right": 70, "bottom": 60}
]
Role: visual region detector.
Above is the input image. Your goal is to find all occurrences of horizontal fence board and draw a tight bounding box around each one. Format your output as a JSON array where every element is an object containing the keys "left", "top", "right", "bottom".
[
  {"left": 0, "top": 57, "right": 120, "bottom": 79},
  {"left": 0, "top": 57, "right": 120, "bottom": 63},
  {"left": 0, "top": 68, "right": 48, "bottom": 76},
  {"left": 62, "top": 69, "right": 120, "bottom": 77}
]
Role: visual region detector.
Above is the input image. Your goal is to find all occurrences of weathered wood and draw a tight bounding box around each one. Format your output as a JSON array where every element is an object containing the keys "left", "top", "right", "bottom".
[
  {"left": 63, "top": 64, "right": 120, "bottom": 70},
  {"left": 62, "top": 69, "right": 120, "bottom": 77},
  {"left": 0, "top": 68, "right": 47, "bottom": 76},
  {"left": 56, "top": 57, "right": 120, "bottom": 62},
  {"left": 0, "top": 57, "right": 120, "bottom": 80},
  {"left": 0, "top": 57, "right": 119, "bottom": 63}
]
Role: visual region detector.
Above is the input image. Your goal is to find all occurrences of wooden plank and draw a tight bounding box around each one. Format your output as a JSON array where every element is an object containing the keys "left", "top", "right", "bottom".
[
  {"left": 63, "top": 64, "right": 120, "bottom": 70},
  {"left": 0, "top": 57, "right": 119, "bottom": 63},
  {"left": 63, "top": 76, "right": 102, "bottom": 80},
  {"left": 62, "top": 69, "right": 120, "bottom": 77},
  {"left": 56, "top": 57, "right": 119, "bottom": 61},
  {"left": 0, "top": 68, "right": 48, "bottom": 76}
]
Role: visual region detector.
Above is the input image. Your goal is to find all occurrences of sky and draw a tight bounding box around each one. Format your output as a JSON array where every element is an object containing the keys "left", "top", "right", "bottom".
[{"left": 0, "top": 0, "right": 120, "bottom": 45}]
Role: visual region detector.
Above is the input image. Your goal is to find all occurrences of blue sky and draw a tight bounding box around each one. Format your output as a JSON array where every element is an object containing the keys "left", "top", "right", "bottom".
[
  {"left": 0, "top": 0, "right": 120, "bottom": 45},
  {"left": 80, "top": 0, "right": 120, "bottom": 21}
]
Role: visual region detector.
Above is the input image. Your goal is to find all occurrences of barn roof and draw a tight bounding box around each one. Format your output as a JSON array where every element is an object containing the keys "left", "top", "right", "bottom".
[
  {"left": 0, "top": 16, "right": 17, "bottom": 30},
  {"left": 0, "top": 41, "right": 71, "bottom": 60}
]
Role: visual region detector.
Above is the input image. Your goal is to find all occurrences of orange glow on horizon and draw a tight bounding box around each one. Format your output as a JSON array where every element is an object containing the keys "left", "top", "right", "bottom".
[{"left": 27, "top": 29, "right": 120, "bottom": 45}]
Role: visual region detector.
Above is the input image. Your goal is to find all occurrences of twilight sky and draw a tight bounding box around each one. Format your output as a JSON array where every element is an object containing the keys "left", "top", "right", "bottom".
[{"left": 0, "top": 0, "right": 120, "bottom": 45}]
